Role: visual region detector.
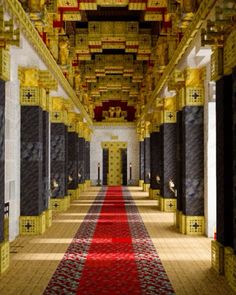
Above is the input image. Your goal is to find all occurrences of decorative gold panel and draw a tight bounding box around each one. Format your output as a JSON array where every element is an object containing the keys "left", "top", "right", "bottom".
[
  {"left": 224, "top": 29, "right": 236, "bottom": 76},
  {"left": 0, "top": 241, "right": 10, "bottom": 274},
  {"left": 102, "top": 141, "right": 127, "bottom": 149},
  {"left": 0, "top": 49, "right": 10, "bottom": 81},
  {"left": 211, "top": 240, "right": 224, "bottom": 274},
  {"left": 20, "top": 87, "right": 40, "bottom": 106},
  {"left": 163, "top": 111, "right": 176, "bottom": 123},
  {"left": 186, "top": 87, "right": 204, "bottom": 106},
  {"left": 211, "top": 47, "right": 223, "bottom": 81}
]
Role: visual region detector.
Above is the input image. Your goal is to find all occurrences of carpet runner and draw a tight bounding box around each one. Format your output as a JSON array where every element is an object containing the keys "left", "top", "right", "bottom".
[{"left": 44, "top": 187, "right": 175, "bottom": 294}]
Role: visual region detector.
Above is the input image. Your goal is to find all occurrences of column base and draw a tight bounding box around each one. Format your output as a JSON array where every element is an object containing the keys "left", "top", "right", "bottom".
[
  {"left": 149, "top": 188, "right": 153, "bottom": 199},
  {"left": 45, "top": 209, "right": 52, "bottom": 228},
  {"left": 159, "top": 197, "right": 176, "bottom": 212},
  {"left": 68, "top": 189, "right": 79, "bottom": 201},
  {"left": 0, "top": 241, "right": 10, "bottom": 274},
  {"left": 50, "top": 196, "right": 70, "bottom": 212},
  {"left": 19, "top": 212, "right": 46, "bottom": 235},
  {"left": 4, "top": 217, "right": 9, "bottom": 241},
  {"left": 210, "top": 242, "right": 236, "bottom": 292},
  {"left": 143, "top": 183, "right": 150, "bottom": 192},
  {"left": 139, "top": 180, "right": 144, "bottom": 188},
  {"left": 179, "top": 213, "right": 205, "bottom": 235},
  {"left": 152, "top": 189, "right": 160, "bottom": 200},
  {"left": 79, "top": 183, "right": 85, "bottom": 192}
]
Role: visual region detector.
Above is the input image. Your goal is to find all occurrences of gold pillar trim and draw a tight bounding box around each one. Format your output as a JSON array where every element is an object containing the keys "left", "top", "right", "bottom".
[
  {"left": 77, "top": 121, "right": 85, "bottom": 138},
  {"left": 101, "top": 141, "right": 127, "bottom": 149},
  {"left": 179, "top": 213, "right": 205, "bottom": 235},
  {"left": 224, "top": 29, "right": 236, "bottom": 76},
  {"left": 143, "top": 183, "right": 150, "bottom": 192},
  {"left": 0, "top": 49, "right": 10, "bottom": 81},
  {"left": 49, "top": 97, "right": 68, "bottom": 124},
  {"left": 19, "top": 211, "right": 46, "bottom": 235},
  {"left": 178, "top": 86, "right": 204, "bottom": 109},
  {"left": 139, "top": 180, "right": 144, "bottom": 187},
  {"left": 211, "top": 240, "right": 224, "bottom": 274},
  {"left": 68, "top": 189, "right": 79, "bottom": 201},
  {"left": 68, "top": 112, "right": 78, "bottom": 132},
  {"left": 45, "top": 209, "right": 52, "bottom": 229},
  {"left": 159, "top": 197, "right": 176, "bottom": 212},
  {"left": 0, "top": 241, "right": 10, "bottom": 274},
  {"left": 5, "top": 0, "right": 92, "bottom": 127},
  {"left": 211, "top": 47, "right": 223, "bottom": 81},
  {"left": 50, "top": 196, "right": 70, "bottom": 212},
  {"left": 184, "top": 68, "right": 204, "bottom": 87}
]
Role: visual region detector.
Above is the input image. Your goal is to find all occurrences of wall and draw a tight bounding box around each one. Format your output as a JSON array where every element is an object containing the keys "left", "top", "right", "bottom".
[{"left": 90, "top": 125, "right": 139, "bottom": 185}]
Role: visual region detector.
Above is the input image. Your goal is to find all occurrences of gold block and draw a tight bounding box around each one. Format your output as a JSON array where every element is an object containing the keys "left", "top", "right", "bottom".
[
  {"left": 76, "top": 187, "right": 80, "bottom": 199},
  {"left": 20, "top": 86, "right": 40, "bottom": 106},
  {"left": 211, "top": 240, "right": 224, "bottom": 274},
  {"left": 186, "top": 216, "right": 205, "bottom": 235},
  {"left": 50, "top": 110, "right": 67, "bottom": 124},
  {"left": 163, "top": 111, "right": 177, "bottom": 123},
  {"left": 179, "top": 212, "right": 186, "bottom": 234},
  {"left": 159, "top": 197, "right": 176, "bottom": 212},
  {"left": 229, "top": 255, "right": 236, "bottom": 292},
  {"left": 45, "top": 209, "right": 52, "bottom": 228},
  {"left": 0, "top": 241, "right": 10, "bottom": 274},
  {"left": 20, "top": 212, "right": 46, "bottom": 235},
  {"left": 224, "top": 30, "right": 236, "bottom": 76},
  {"left": 149, "top": 188, "right": 153, "bottom": 199},
  {"left": 139, "top": 180, "right": 144, "bottom": 187},
  {"left": 50, "top": 197, "right": 68, "bottom": 212},
  {"left": 79, "top": 183, "right": 85, "bottom": 192},
  {"left": 68, "top": 189, "right": 77, "bottom": 201},
  {"left": 85, "top": 180, "right": 91, "bottom": 188},
  {"left": 152, "top": 189, "right": 160, "bottom": 200},
  {"left": 66, "top": 195, "right": 71, "bottom": 209},
  {"left": 0, "top": 49, "right": 10, "bottom": 81},
  {"left": 143, "top": 183, "right": 150, "bottom": 192},
  {"left": 185, "top": 87, "right": 204, "bottom": 106},
  {"left": 211, "top": 47, "right": 223, "bottom": 81},
  {"left": 4, "top": 217, "right": 9, "bottom": 241},
  {"left": 175, "top": 209, "right": 180, "bottom": 228},
  {"left": 224, "top": 247, "right": 234, "bottom": 284}
]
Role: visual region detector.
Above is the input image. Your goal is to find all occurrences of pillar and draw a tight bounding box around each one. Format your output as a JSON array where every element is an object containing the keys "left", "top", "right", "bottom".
[
  {"left": 67, "top": 113, "right": 79, "bottom": 201},
  {"left": 138, "top": 127, "right": 144, "bottom": 187},
  {"left": 149, "top": 121, "right": 161, "bottom": 201},
  {"left": 84, "top": 126, "right": 91, "bottom": 189},
  {"left": 143, "top": 122, "right": 150, "bottom": 192},
  {"left": 77, "top": 122, "right": 86, "bottom": 192},
  {"left": 50, "top": 97, "right": 70, "bottom": 211},
  {"left": 159, "top": 97, "right": 177, "bottom": 212},
  {"left": 178, "top": 68, "right": 205, "bottom": 235}
]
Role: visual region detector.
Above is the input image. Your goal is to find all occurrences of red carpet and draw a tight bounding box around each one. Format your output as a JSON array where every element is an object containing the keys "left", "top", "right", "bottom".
[{"left": 44, "top": 187, "right": 175, "bottom": 294}]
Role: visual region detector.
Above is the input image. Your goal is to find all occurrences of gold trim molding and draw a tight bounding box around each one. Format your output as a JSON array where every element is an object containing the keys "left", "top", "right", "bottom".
[{"left": 4, "top": 0, "right": 92, "bottom": 127}]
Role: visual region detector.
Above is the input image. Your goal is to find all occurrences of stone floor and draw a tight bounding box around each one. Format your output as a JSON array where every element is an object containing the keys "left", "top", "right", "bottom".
[{"left": 0, "top": 186, "right": 233, "bottom": 295}]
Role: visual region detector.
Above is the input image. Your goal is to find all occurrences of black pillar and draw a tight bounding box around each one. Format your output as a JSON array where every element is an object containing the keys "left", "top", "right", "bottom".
[
  {"left": 159, "top": 123, "right": 177, "bottom": 211},
  {"left": 78, "top": 137, "right": 85, "bottom": 184},
  {"left": 103, "top": 148, "right": 108, "bottom": 185},
  {"left": 144, "top": 137, "right": 150, "bottom": 184},
  {"left": 85, "top": 141, "right": 90, "bottom": 181},
  {"left": 0, "top": 80, "right": 5, "bottom": 242},
  {"left": 176, "top": 111, "right": 183, "bottom": 213},
  {"left": 139, "top": 141, "right": 144, "bottom": 182},
  {"left": 50, "top": 123, "right": 68, "bottom": 198},
  {"left": 182, "top": 106, "right": 204, "bottom": 217},
  {"left": 21, "top": 106, "right": 44, "bottom": 216},
  {"left": 216, "top": 74, "right": 234, "bottom": 249},
  {"left": 42, "top": 111, "right": 50, "bottom": 211},
  {"left": 150, "top": 131, "right": 161, "bottom": 190},
  {"left": 121, "top": 148, "right": 127, "bottom": 185},
  {"left": 68, "top": 132, "right": 79, "bottom": 190}
]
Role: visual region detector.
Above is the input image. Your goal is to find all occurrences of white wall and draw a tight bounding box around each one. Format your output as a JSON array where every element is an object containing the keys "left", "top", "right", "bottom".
[{"left": 90, "top": 125, "right": 139, "bottom": 185}]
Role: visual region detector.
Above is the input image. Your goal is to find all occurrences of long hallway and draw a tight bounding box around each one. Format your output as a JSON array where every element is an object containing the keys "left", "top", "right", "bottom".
[{"left": 0, "top": 187, "right": 233, "bottom": 295}]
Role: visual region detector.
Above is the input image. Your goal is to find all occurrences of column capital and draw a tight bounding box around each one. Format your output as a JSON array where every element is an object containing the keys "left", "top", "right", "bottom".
[
  {"left": 67, "top": 112, "right": 78, "bottom": 132},
  {"left": 49, "top": 97, "right": 68, "bottom": 124},
  {"left": 162, "top": 96, "right": 177, "bottom": 124}
]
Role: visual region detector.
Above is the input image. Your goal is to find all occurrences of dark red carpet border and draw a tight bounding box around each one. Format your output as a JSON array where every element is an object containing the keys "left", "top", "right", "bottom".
[{"left": 44, "top": 187, "right": 175, "bottom": 294}]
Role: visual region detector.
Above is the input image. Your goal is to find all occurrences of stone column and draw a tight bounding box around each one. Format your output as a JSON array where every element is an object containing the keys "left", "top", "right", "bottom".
[
  {"left": 84, "top": 125, "right": 91, "bottom": 190},
  {"left": 138, "top": 126, "right": 145, "bottom": 188},
  {"left": 159, "top": 97, "right": 177, "bottom": 212},
  {"left": 50, "top": 97, "right": 70, "bottom": 211},
  {"left": 19, "top": 68, "right": 49, "bottom": 234},
  {"left": 77, "top": 122, "right": 86, "bottom": 192},
  {"left": 178, "top": 68, "right": 205, "bottom": 235},
  {"left": 67, "top": 113, "right": 79, "bottom": 201},
  {"left": 143, "top": 122, "right": 151, "bottom": 192},
  {"left": 149, "top": 119, "right": 161, "bottom": 201}
]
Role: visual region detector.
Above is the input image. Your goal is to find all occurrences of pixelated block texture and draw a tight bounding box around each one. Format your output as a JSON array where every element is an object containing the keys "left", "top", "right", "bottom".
[
  {"left": 216, "top": 75, "right": 234, "bottom": 248},
  {"left": 85, "top": 141, "right": 90, "bottom": 180},
  {"left": 21, "top": 106, "right": 44, "bottom": 216},
  {"left": 150, "top": 132, "right": 161, "bottom": 189},
  {"left": 139, "top": 141, "right": 144, "bottom": 180},
  {"left": 68, "top": 132, "right": 79, "bottom": 189},
  {"left": 121, "top": 148, "right": 127, "bottom": 185},
  {"left": 144, "top": 137, "right": 150, "bottom": 184},
  {"left": 78, "top": 137, "right": 85, "bottom": 183},
  {"left": 103, "top": 148, "right": 108, "bottom": 185},
  {"left": 160, "top": 123, "right": 177, "bottom": 199},
  {"left": 233, "top": 68, "right": 236, "bottom": 252},
  {"left": 51, "top": 123, "right": 68, "bottom": 198},
  {"left": 42, "top": 111, "right": 49, "bottom": 210},
  {"left": 182, "top": 106, "right": 204, "bottom": 216},
  {"left": 0, "top": 80, "right": 5, "bottom": 242},
  {"left": 176, "top": 111, "right": 183, "bottom": 211}
]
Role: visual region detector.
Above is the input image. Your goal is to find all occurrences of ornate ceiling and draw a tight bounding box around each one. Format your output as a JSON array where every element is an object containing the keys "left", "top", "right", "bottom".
[{"left": 19, "top": 0, "right": 201, "bottom": 122}]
